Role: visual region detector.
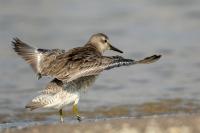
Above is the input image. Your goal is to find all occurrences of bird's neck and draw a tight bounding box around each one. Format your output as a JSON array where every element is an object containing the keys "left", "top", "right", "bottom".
[{"left": 84, "top": 43, "right": 104, "bottom": 54}]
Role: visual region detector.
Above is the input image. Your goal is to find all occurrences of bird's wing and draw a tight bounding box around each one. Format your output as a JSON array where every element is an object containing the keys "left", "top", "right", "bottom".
[
  {"left": 12, "top": 38, "right": 65, "bottom": 79},
  {"left": 36, "top": 46, "right": 102, "bottom": 82},
  {"left": 12, "top": 38, "right": 102, "bottom": 81},
  {"left": 12, "top": 38, "right": 161, "bottom": 83},
  {"left": 104, "top": 55, "right": 161, "bottom": 70},
  {"left": 55, "top": 54, "right": 161, "bottom": 83}
]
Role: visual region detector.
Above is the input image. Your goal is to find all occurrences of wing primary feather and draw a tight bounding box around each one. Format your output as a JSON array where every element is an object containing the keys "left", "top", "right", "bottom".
[
  {"left": 135, "top": 55, "right": 161, "bottom": 64},
  {"left": 105, "top": 56, "right": 135, "bottom": 70},
  {"left": 12, "top": 38, "right": 41, "bottom": 73},
  {"left": 105, "top": 55, "right": 161, "bottom": 70}
]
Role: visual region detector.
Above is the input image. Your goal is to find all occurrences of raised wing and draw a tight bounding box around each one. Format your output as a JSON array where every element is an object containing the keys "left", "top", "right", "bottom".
[
  {"left": 55, "top": 55, "right": 161, "bottom": 83},
  {"left": 12, "top": 38, "right": 161, "bottom": 83},
  {"left": 12, "top": 38, "right": 102, "bottom": 81},
  {"left": 12, "top": 38, "right": 65, "bottom": 79},
  {"left": 36, "top": 46, "right": 102, "bottom": 82},
  {"left": 105, "top": 55, "right": 161, "bottom": 70}
]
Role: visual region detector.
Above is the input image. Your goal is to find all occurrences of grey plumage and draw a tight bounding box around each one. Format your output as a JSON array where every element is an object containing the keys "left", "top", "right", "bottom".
[
  {"left": 12, "top": 38, "right": 65, "bottom": 79},
  {"left": 12, "top": 38, "right": 161, "bottom": 83},
  {"left": 12, "top": 33, "right": 161, "bottom": 122},
  {"left": 12, "top": 38, "right": 39, "bottom": 73},
  {"left": 26, "top": 75, "right": 97, "bottom": 110}
]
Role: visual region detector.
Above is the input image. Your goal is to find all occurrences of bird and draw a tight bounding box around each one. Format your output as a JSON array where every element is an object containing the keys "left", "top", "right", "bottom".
[{"left": 11, "top": 33, "right": 161, "bottom": 123}]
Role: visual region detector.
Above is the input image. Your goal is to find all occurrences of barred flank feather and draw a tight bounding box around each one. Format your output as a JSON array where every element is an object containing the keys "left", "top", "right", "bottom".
[{"left": 25, "top": 94, "right": 56, "bottom": 110}]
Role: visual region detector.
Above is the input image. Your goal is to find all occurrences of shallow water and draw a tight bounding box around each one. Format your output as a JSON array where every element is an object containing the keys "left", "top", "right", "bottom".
[{"left": 0, "top": 0, "right": 200, "bottom": 128}]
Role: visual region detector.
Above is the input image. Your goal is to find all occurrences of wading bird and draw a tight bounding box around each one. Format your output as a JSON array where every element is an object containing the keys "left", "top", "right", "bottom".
[{"left": 12, "top": 33, "right": 161, "bottom": 122}]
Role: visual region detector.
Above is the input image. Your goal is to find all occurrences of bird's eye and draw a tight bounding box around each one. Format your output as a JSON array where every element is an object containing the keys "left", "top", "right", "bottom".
[{"left": 104, "top": 39, "right": 107, "bottom": 43}]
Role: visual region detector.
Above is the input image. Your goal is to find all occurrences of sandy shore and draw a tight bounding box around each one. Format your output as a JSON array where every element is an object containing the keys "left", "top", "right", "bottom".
[{"left": 2, "top": 114, "right": 200, "bottom": 133}]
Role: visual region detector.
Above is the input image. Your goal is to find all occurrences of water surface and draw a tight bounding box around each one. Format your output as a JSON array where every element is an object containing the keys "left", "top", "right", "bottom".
[{"left": 0, "top": 0, "right": 200, "bottom": 128}]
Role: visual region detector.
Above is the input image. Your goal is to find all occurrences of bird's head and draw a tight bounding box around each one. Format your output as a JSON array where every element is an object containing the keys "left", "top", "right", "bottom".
[{"left": 87, "top": 33, "right": 123, "bottom": 54}]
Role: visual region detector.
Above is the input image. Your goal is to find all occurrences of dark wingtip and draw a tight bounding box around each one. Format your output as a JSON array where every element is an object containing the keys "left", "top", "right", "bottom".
[
  {"left": 147, "top": 54, "right": 162, "bottom": 62},
  {"left": 11, "top": 37, "right": 22, "bottom": 50},
  {"left": 11, "top": 37, "right": 20, "bottom": 45},
  {"left": 137, "top": 54, "right": 162, "bottom": 64},
  {"left": 157, "top": 54, "right": 162, "bottom": 58},
  {"left": 153, "top": 54, "right": 162, "bottom": 59},
  {"left": 11, "top": 37, "right": 17, "bottom": 46}
]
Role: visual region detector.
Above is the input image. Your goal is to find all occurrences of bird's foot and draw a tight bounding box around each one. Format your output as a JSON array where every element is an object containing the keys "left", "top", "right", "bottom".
[
  {"left": 59, "top": 109, "right": 64, "bottom": 123},
  {"left": 73, "top": 104, "right": 82, "bottom": 122},
  {"left": 60, "top": 117, "right": 64, "bottom": 123},
  {"left": 76, "top": 115, "right": 82, "bottom": 122}
]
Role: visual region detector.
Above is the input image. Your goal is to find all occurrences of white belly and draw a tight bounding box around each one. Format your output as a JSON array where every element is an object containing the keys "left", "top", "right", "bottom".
[{"left": 42, "top": 91, "right": 80, "bottom": 109}]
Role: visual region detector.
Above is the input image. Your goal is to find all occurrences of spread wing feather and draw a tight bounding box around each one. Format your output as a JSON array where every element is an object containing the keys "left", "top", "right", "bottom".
[
  {"left": 12, "top": 38, "right": 161, "bottom": 83},
  {"left": 12, "top": 38, "right": 65, "bottom": 78},
  {"left": 58, "top": 55, "right": 161, "bottom": 83}
]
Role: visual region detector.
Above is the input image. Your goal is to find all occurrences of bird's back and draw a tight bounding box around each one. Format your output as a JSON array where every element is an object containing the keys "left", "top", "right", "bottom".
[
  {"left": 12, "top": 38, "right": 161, "bottom": 84},
  {"left": 12, "top": 38, "right": 102, "bottom": 82}
]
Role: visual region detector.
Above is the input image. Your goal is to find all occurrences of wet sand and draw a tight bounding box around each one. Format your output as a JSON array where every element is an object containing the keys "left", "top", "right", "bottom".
[
  {"left": 3, "top": 114, "right": 200, "bottom": 133},
  {"left": 1, "top": 0, "right": 200, "bottom": 131}
]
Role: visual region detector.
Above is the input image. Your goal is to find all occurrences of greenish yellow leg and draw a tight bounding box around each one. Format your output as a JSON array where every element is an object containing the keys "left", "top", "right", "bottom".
[
  {"left": 73, "top": 104, "right": 82, "bottom": 122},
  {"left": 59, "top": 109, "right": 64, "bottom": 123}
]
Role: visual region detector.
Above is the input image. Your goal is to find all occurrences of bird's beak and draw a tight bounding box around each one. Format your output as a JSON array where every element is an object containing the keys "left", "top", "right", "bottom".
[{"left": 108, "top": 42, "right": 123, "bottom": 53}]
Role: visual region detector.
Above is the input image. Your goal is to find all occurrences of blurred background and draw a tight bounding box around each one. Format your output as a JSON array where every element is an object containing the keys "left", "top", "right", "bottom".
[{"left": 0, "top": 0, "right": 200, "bottom": 124}]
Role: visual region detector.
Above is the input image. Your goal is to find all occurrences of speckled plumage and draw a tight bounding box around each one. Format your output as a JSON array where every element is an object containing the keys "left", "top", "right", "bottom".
[
  {"left": 25, "top": 76, "right": 98, "bottom": 111},
  {"left": 12, "top": 33, "right": 161, "bottom": 122}
]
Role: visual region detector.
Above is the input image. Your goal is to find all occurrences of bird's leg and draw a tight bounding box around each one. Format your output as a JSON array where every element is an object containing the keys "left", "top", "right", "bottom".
[
  {"left": 72, "top": 103, "right": 82, "bottom": 122},
  {"left": 37, "top": 73, "right": 42, "bottom": 80},
  {"left": 59, "top": 109, "right": 64, "bottom": 123}
]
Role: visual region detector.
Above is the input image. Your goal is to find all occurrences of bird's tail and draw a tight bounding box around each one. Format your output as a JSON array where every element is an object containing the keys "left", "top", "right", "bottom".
[
  {"left": 25, "top": 94, "right": 53, "bottom": 110},
  {"left": 25, "top": 101, "right": 44, "bottom": 111},
  {"left": 25, "top": 92, "right": 62, "bottom": 111}
]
